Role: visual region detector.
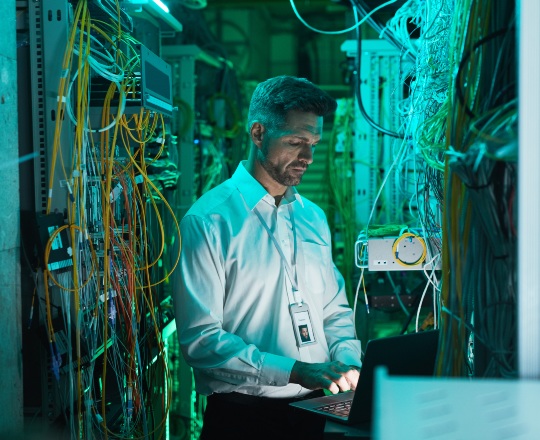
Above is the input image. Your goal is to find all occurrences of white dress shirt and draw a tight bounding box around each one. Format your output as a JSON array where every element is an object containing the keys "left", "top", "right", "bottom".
[{"left": 175, "top": 161, "right": 362, "bottom": 398}]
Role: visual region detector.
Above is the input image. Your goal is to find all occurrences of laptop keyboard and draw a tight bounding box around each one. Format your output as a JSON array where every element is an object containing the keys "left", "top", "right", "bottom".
[{"left": 314, "top": 398, "right": 353, "bottom": 417}]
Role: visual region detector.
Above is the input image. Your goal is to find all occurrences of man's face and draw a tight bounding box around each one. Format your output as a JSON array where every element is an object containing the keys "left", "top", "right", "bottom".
[
  {"left": 301, "top": 327, "right": 309, "bottom": 338},
  {"left": 257, "top": 110, "right": 323, "bottom": 187}
]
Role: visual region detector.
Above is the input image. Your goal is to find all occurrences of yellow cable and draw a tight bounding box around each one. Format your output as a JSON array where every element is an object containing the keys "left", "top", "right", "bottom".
[{"left": 392, "top": 232, "right": 427, "bottom": 267}]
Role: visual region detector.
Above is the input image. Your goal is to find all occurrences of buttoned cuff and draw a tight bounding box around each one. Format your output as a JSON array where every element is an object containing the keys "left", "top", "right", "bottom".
[{"left": 260, "top": 353, "right": 296, "bottom": 387}]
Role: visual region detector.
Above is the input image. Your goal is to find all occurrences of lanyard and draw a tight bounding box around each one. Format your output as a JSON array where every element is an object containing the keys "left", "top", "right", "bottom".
[
  {"left": 253, "top": 203, "right": 303, "bottom": 306},
  {"left": 253, "top": 198, "right": 314, "bottom": 360}
]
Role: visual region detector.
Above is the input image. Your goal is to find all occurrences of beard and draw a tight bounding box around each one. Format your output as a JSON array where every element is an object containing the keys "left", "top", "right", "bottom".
[{"left": 257, "top": 147, "right": 308, "bottom": 187}]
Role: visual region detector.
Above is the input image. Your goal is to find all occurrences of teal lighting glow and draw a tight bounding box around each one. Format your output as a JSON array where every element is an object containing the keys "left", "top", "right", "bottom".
[{"left": 152, "top": 0, "right": 169, "bottom": 13}]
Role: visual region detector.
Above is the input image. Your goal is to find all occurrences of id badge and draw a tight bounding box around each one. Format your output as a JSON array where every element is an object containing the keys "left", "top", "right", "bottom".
[{"left": 290, "top": 302, "right": 317, "bottom": 347}]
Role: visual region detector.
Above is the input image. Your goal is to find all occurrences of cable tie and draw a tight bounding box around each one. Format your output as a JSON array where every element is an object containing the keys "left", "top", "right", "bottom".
[
  {"left": 56, "top": 96, "right": 67, "bottom": 103},
  {"left": 464, "top": 181, "right": 491, "bottom": 190},
  {"left": 109, "top": 183, "right": 123, "bottom": 203},
  {"left": 65, "top": 181, "right": 75, "bottom": 203}
]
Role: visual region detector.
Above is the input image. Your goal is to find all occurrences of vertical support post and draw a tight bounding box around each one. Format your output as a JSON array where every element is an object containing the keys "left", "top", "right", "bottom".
[
  {"left": 162, "top": 44, "right": 199, "bottom": 220},
  {"left": 29, "top": 0, "right": 72, "bottom": 215},
  {"left": 0, "top": 0, "right": 22, "bottom": 437},
  {"left": 519, "top": 0, "right": 540, "bottom": 378},
  {"left": 161, "top": 44, "right": 199, "bottom": 429}
]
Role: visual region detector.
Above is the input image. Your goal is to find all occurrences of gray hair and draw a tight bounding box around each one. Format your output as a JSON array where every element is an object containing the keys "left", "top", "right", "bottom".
[{"left": 246, "top": 75, "right": 337, "bottom": 135}]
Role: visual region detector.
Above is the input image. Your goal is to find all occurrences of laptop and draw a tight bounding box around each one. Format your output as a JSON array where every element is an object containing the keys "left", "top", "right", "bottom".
[{"left": 290, "top": 329, "right": 440, "bottom": 426}]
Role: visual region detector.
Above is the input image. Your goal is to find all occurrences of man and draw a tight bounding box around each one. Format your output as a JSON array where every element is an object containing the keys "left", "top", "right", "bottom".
[
  {"left": 175, "top": 75, "right": 362, "bottom": 440},
  {"left": 299, "top": 325, "right": 311, "bottom": 343}
]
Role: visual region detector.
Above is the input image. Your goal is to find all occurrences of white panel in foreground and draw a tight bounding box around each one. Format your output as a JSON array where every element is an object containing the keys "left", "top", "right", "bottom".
[{"left": 373, "top": 367, "right": 540, "bottom": 440}]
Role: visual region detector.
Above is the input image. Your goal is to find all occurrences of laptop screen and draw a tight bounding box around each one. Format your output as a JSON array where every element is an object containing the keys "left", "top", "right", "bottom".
[{"left": 349, "top": 329, "right": 441, "bottom": 424}]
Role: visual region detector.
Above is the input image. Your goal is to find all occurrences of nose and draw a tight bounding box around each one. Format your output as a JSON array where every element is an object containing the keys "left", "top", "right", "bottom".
[{"left": 298, "top": 144, "right": 314, "bottom": 165}]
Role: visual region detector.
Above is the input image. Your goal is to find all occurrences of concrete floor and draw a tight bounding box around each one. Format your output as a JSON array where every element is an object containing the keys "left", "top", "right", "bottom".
[{"left": 22, "top": 412, "right": 72, "bottom": 440}]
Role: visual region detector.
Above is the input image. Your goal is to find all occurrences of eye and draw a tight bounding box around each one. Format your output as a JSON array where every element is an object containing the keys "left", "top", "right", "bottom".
[{"left": 288, "top": 140, "right": 302, "bottom": 147}]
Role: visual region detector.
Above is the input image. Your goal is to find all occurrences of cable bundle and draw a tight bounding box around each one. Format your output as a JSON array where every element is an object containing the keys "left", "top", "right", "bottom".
[
  {"left": 438, "top": 0, "right": 517, "bottom": 378},
  {"left": 39, "top": 1, "right": 181, "bottom": 437}
]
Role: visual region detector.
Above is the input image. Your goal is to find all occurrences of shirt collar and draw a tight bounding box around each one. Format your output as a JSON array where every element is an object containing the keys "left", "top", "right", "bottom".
[{"left": 232, "top": 161, "right": 304, "bottom": 210}]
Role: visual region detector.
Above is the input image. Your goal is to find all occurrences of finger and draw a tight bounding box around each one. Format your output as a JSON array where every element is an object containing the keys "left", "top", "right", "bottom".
[
  {"left": 327, "top": 382, "right": 339, "bottom": 394},
  {"left": 335, "top": 375, "right": 351, "bottom": 392},
  {"left": 344, "top": 369, "right": 360, "bottom": 390}
]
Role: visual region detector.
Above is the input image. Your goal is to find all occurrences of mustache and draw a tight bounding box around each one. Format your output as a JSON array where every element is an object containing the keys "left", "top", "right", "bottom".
[{"left": 288, "top": 161, "right": 308, "bottom": 169}]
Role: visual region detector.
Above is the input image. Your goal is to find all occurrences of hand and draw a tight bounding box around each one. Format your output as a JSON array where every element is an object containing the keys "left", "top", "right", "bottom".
[{"left": 289, "top": 361, "right": 360, "bottom": 394}]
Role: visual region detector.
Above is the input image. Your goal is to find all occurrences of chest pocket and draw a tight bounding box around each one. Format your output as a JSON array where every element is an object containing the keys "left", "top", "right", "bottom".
[{"left": 300, "top": 241, "right": 330, "bottom": 296}]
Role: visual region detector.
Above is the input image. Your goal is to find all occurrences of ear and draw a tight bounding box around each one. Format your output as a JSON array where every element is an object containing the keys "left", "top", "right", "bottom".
[{"left": 249, "top": 122, "right": 265, "bottom": 149}]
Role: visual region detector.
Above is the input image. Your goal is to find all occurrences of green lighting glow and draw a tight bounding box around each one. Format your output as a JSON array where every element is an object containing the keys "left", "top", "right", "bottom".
[{"left": 152, "top": 0, "right": 169, "bottom": 13}]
